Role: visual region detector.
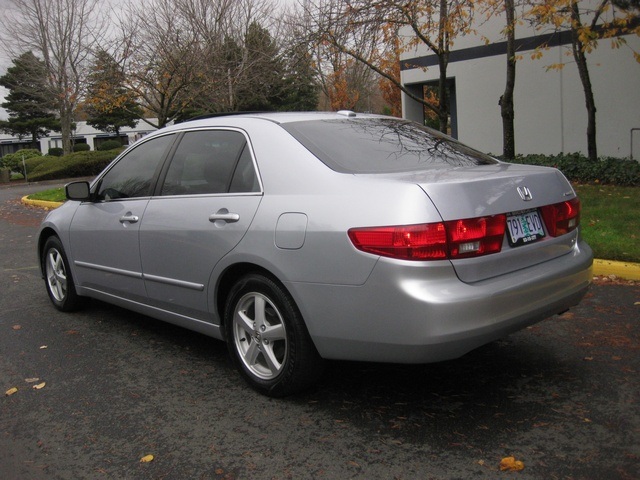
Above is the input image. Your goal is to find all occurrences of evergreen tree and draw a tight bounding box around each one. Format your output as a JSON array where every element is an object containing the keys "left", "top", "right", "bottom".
[
  {"left": 278, "top": 42, "right": 319, "bottom": 112},
  {"left": 235, "top": 22, "right": 284, "bottom": 111},
  {"left": 0, "top": 51, "right": 59, "bottom": 148},
  {"left": 84, "top": 50, "right": 143, "bottom": 140}
]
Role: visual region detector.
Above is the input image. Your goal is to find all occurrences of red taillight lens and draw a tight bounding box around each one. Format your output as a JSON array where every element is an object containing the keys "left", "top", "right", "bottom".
[
  {"left": 347, "top": 223, "right": 447, "bottom": 260},
  {"left": 540, "top": 198, "right": 581, "bottom": 237},
  {"left": 348, "top": 214, "right": 506, "bottom": 261}
]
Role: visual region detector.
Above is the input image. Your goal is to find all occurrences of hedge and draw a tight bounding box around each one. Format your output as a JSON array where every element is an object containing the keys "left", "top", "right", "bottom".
[
  {"left": 98, "top": 140, "right": 124, "bottom": 151},
  {"left": 507, "top": 153, "right": 640, "bottom": 186},
  {"left": 48, "top": 147, "right": 64, "bottom": 157},
  {"left": 0, "top": 149, "right": 43, "bottom": 174},
  {"left": 27, "top": 148, "right": 124, "bottom": 182},
  {"left": 73, "top": 143, "right": 91, "bottom": 152}
]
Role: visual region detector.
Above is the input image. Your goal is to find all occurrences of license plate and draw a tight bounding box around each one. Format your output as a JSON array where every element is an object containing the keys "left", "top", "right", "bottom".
[{"left": 506, "top": 209, "right": 545, "bottom": 246}]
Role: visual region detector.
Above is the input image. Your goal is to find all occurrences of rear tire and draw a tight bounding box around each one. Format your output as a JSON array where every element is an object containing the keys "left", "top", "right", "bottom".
[
  {"left": 224, "top": 273, "right": 324, "bottom": 397},
  {"left": 43, "top": 236, "right": 83, "bottom": 312}
]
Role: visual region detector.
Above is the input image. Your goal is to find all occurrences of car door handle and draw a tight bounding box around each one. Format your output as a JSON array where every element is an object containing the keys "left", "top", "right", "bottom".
[
  {"left": 209, "top": 212, "right": 240, "bottom": 223},
  {"left": 119, "top": 214, "right": 139, "bottom": 224}
]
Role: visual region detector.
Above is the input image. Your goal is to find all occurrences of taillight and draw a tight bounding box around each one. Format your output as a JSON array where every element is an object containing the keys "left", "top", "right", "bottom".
[
  {"left": 540, "top": 198, "right": 580, "bottom": 237},
  {"left": 348, "top": 214, "right": 506, "bottom": 261},
  {"left": 347, "top": 223, "right": 448, "bottom": 260},
  {"left": 446, "top": 215, "right": 506, "bottom": 258}
]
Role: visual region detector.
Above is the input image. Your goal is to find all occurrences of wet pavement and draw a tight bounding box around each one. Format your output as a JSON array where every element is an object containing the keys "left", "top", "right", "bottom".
[{"left": 1, "top": 182, "right": 639, "bottom": 479}]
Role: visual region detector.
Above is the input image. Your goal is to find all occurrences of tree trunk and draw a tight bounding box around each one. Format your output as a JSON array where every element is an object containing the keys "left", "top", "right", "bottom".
[
  {"left": 60, "top": 104, "right": 73, "bottom": 155},
  {"left": 436, "top": 0, "right": 449, "bottom": 134},
  {"left": 501, "top": 0, "right": 516, "bottom": 160},
  {"left": 30, "top": 130, "right": 39, "bottom": 149},
  {"left": 570, "top": 1, "right": 598, "bottom": 161},
  {"left": 437, "top": 56, "right": 449, "bottom": 133}
]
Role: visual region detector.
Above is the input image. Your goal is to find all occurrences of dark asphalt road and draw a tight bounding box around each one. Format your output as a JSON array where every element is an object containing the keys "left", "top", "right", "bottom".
[{"left": 1, "top": 182, "right": 639, "bottom": 480}]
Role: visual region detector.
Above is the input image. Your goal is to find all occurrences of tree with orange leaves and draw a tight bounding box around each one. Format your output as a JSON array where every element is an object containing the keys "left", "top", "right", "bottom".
[{"left": 529, "top": 0, "right": 640, "bottom": 161}]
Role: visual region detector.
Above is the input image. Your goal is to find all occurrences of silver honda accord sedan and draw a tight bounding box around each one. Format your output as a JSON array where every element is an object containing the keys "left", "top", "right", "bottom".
[{"left": 38, "top": 111, "right": 593, "bottom": 396}]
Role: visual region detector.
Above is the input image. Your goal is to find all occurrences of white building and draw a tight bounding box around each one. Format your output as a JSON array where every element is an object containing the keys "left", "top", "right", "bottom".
[
  {"left": 0, "top": 119, "right": 158, "bottom": 157},
  {"left": 400, "top": 9, "right": 640, "bottom": 159}
]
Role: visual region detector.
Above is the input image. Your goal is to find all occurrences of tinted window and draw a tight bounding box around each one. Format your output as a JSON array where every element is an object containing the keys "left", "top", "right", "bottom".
[
  {"left": 282, "top": 118, "right": 499, "bottom": 174},
  {"left": 229, "top": 145, "right": 260, "bottom": 193},
  {"left": 161, "top": 130, "right": 251, "bottom": 195},
  {"left": 96, "top": 134, "right": 175, "bottom": 200}
]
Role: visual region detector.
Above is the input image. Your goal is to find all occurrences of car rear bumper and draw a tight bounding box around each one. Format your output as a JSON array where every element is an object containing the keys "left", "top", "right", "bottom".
[{"left": 288, "top": 240, "right": 593, "bottom": 363}]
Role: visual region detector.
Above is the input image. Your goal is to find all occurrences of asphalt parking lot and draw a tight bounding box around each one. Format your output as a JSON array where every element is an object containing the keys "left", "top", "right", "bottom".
[{"left": 1, "top": 182, "right": 639, "bottom": 479}]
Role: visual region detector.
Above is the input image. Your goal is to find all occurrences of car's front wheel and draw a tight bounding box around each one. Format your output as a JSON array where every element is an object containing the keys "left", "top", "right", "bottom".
[
  {"left": 43, "top": 236, "right": 83, "bottom": 312},
  {"left": 224, "top": 273, "right": 324, "bottom": 397}
]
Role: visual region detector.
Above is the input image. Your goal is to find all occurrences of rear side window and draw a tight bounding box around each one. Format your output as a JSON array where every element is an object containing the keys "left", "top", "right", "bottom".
[
  {"left": 282, "top": 118, "right": 498, "bottom": 174},
  {"left": 161, "top": 130, "right": 258, "bottom": 195}
]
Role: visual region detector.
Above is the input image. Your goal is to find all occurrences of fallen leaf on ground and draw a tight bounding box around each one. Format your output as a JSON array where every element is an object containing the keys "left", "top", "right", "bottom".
[
  {"left": 32, "top": 382, "right": 46, "bottom": 390},
  {"left": 500, "top": 456, "right": 525, "bottom": 471},
  {"left": 40, "top": 345, "right": 48, "bottom": 349},
  {"left": 12, "top": 325, "right": 21, "bottom": 330},
  {"left": 25, "top": 378, "right": 40, "bottom": 383},
  {"left": 140, "top": 454, "right": 154, "bottom": 463},
  {"left": 5, "top": 387, "right": 18, "bottom": 396}
]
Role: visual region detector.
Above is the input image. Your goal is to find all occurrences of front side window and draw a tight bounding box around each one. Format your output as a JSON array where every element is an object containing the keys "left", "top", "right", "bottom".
[
  {"left": 96, "top": 134, "right": 175, "bottom": 201},
  {"left": 161, "top": 130, "right": 257, "bottom": 195}
]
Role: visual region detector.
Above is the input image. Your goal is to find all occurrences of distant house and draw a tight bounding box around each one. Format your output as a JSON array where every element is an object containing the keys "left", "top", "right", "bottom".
[
  {"left": 0, "top": 119, "right": 158, "bottom": 157},
  {"left": 400, "top": 9, "right": 640, "bottom": 158}
]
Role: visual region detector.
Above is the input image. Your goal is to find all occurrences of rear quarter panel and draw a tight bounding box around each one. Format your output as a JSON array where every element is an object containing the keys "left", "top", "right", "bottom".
[{"left": 215, "top": 120, "right": 446, "bottom": 286}]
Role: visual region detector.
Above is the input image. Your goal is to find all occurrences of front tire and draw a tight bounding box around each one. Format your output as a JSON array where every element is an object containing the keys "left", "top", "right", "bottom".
[
  {"left": 224, "top": 273, "right": 324, "bottom": 397},
  {"left": 43, "top": 236, "right": 83, "bottom": 312}
]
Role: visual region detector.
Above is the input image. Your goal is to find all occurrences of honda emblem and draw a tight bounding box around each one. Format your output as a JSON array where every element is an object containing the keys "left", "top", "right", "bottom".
[{"left": 517, "top": 186, "right": 533, "bottom": 201}]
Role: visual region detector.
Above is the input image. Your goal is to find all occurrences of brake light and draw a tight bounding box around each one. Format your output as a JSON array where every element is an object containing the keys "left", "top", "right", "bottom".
[
  {"left": 540, "top": 198, "right": 580, "bottom": 237},
  {"left": 347, "top": 223, "right": 448, "bottom": 260},
  {"left": 348, "top": 214, "right": 506, "bottom": 261}
]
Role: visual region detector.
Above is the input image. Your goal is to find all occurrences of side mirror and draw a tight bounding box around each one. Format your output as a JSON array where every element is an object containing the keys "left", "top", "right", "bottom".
[{"left": 65, "top": 181, "right": 91, "bottom": 201}]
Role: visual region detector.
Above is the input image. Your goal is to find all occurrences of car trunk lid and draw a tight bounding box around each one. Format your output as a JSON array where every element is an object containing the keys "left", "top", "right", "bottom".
[{"left": 362, "top": 163, "right": 580, "bottom": 283}]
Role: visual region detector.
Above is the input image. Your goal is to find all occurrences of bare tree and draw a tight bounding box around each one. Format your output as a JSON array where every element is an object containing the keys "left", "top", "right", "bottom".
[
  {"left": 295, "top": 0, "right": 384, "bottom": 111},
  {"left": 478, "top": 0, "right": 519, "bottom": 159},
  {"left": 300, "top": 0, "right": 476, "bottom": 132},
  {"left": 115, "top": 0, "right": 208, "bottom": 128},
  {"left": 0, "top": 0, "right": 105, "bottom": 154},
  {"left": 115, "top": 0, "right": 282, "bottom": 125}
]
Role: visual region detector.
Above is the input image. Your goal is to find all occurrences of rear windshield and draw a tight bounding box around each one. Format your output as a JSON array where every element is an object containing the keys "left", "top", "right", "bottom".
[{"left": 281, "top": 118, "right": 498, "bottom": 174}]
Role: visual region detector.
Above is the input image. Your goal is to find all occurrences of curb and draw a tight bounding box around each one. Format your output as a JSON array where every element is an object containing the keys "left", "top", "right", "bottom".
[
  {"left": 20, "top": 196, "right": 640, "bottom": 281},
  {"left": 592, "top": 259, "right": 640, "bottom": 281},
  {"left": 21, "top": 196, "right": 63, "bottom": 210}
]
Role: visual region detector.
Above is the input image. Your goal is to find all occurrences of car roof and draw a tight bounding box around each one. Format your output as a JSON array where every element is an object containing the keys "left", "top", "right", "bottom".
[
  {"left": 160, "top": 111, "right": 389, "bottom": 132},
  {"left": 195, "top": 110, "right": 385, "bottom": 123}
]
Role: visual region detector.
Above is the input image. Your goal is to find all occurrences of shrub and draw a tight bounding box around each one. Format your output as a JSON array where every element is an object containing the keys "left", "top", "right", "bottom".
[
  {"left": 48, "top": 147, "right": 64, "bottom": 157},
  {"left": 98, "top": 140, "right": 123, "bottom": 151},
  {"left": 73, "top": 143, "right": 91, "bottom": 152},
  {"left": 23, "top": 155, "right": 50, "bottom": 175},
  {"left": 28, "top": 148, "right": 124, "bottom": 181},
  {"left": 507, "top": 153, "right": 640, "bottom": 186},
  {"left": 0, "top": 149, "right": 43, "bottom": 174}
]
